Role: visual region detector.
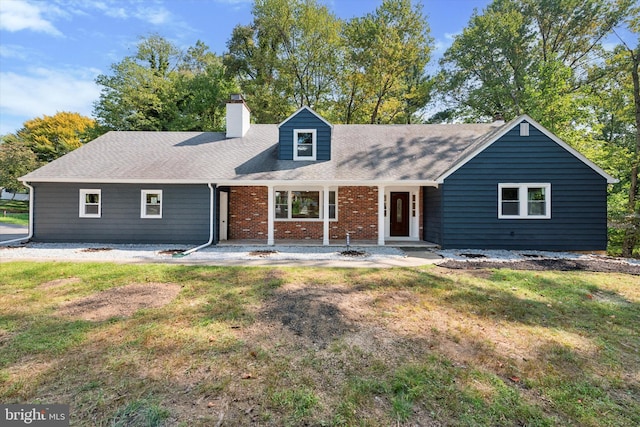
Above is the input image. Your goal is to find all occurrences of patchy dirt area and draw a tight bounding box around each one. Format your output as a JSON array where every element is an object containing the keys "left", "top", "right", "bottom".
[
  {"left": 439, "top": 257, "right": 640, "bottom": 275},
  {"left": 260, "top": 283, "right": 358, "bottom": 349},
  {"left": 56, "top": 282, "right": 182, "bottom": 321},
  {"left": 38, "top": 277, "right": 83, "bottom": 290}
]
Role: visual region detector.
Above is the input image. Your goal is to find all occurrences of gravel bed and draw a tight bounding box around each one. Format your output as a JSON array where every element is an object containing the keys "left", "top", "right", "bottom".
[
  {"left": 0, "top": 242, "right": 406, "bottom": 263},
  {"left": 1, "top": 243, "right": 638, "bottom": 274},
  {"left": 436, "top": 249, "right": 640, "bottom": 275}
]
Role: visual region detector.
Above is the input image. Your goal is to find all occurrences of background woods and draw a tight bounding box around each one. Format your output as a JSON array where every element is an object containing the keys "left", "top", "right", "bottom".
[{"left": 1, "top": 0, "right": 638, "bottom": 255}]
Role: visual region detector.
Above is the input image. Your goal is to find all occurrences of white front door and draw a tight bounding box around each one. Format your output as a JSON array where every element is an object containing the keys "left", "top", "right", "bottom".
[{"left": 219, "top": 191, "right": 228, "bottom": 241}]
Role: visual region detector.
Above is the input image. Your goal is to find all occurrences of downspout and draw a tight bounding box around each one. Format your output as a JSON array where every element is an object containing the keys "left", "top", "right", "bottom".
[
  {"left": 0, "top": 182, "right": 34, "bottom": 245},
  {"left": 175, "top": 183, "right": 216, "bottom": 257}
]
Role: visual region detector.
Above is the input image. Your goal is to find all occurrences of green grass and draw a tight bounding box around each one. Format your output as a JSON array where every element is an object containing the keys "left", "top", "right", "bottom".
[
  {"left": 1, "top": 262, "right": 638, "bottom": 426},
  {"left": 0, "top": 200, "right": 29, "bottom": 226}
]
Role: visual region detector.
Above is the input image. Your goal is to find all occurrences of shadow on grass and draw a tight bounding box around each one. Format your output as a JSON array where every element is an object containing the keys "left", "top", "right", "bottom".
[{"left": 2, "top": 263, "right": 638, "bottom": 426}]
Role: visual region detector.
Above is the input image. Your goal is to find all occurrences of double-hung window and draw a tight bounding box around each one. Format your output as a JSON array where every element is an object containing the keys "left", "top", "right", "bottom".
[
  {"left": 141, "top": 190, "right": 162, "bottom": 218},
  {"left": 293, "top": 129, "right": 316, "bottom": 161},
  {"left": 275, "top": 189, "right": 337, "bottom": 220},
  {"left": 498, "top": 183, "right": 551, "bottom": 219},
  {"left": 79, "top": 189, "right": 101, "bottom": 218}
]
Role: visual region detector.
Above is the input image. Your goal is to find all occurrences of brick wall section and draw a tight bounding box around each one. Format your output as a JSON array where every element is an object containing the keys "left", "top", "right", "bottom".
[
  {"left": 331, "top": 186, "right": 378, "bottom": 240},
  {"left": 229, "top": 186, "right": 379, "bottom": 241},
  {"left": 274, "top": 221, "right": 324, "bottom": 240},
  {"left": 228, "top": 186, "right": 268, "bottom": 240},
  {"left": 273, "top": 187, "right": 379, "bottom": 241}
]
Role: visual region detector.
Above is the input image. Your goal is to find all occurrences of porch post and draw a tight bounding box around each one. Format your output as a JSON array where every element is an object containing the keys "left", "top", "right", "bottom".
[
  {"left": 378, "top": 185, "right": 385, "bottom": 245},
  {"left": 323, "top": 185, "right": 330, "bottom": 245},
  {"left": 267, "top": 185, "right": 275, "bottom": 245}
]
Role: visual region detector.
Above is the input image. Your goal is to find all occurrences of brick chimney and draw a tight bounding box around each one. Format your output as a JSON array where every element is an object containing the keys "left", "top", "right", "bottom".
[{"left": 226, "top": 94, "right": 250, "bottom": 138}]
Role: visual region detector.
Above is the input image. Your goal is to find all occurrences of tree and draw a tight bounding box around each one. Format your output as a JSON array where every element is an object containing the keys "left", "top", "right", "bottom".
[
  {"left": 95, "top": 35, "right": 238, "bottom": 131},
  {"left": 607, "top": 12, "right": 640, "bottom": 256},
  {"left": 437, "top": 0, "right": 633, "bottom": 126},
  {"left": 224, "top": 0, "right": 342, "bottom": 123},
  {"left": 94, "top": 34, "right": 182, "bottom": 131},
  {"left": 14, "top": 112, "right": 97, "bottom": 163},
  {"left": 174, "top": 41, "right": 239, "bottom": 131},
  {"left": 340, "top": 0, "right": 432, "bottom": 124},
  {"left": 0, "top": 136, "right": 40, "bottom": 194}
]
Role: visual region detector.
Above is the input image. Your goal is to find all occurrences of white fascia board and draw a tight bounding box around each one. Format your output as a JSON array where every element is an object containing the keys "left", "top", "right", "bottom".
[
  {"left": 20, "top": 177, "right": 216, "bottom": 184},
  {"left": 21, "top": 177, "right": 440, "bottom": 187},
  {"left": 216, "top": 179, "right": 439, "bottom": 187},
  {"left": 277, "top": 106, "right": 334, "bottom": 129},
  {"left": 436, "top": 114, "right": 618, "bottom": 184}
]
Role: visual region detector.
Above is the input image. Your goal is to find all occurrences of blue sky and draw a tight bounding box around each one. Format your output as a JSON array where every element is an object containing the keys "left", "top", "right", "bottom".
[{"left": 0, "top": 0, "right": 497, "bottom": 134}]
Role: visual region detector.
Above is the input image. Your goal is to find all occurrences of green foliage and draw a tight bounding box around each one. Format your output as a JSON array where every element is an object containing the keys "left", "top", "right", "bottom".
[
  {"left": 339, "top": 0, "right": 432, "bottom": 124},
  {"left": 224, "top": 0, "right": 433, "bottom": 124},
  {"left": 0, "top": 137, "right": 40, "bottom": 193},
  {"left": 95, "top": 34, "right": 239, "bottom": 131},
  {"left": 437, "top": 0, "right": 633, "bottom": 124},
  {"left": 438, "top": 0, "right": 533, "bottom": 121},
  {"left": 225, "top": 0, "right": 343, "bottom": 123}
]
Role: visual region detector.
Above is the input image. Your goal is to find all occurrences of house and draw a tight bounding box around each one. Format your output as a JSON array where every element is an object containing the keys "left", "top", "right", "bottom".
[{"left": 19, "top": 95, "right": 617, "bottom": 250}]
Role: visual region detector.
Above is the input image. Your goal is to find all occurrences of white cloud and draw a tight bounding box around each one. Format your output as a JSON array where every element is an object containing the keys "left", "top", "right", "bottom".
[
  {"left": 0, "top": 44, "right": 30, "bottom": 60},
  {"left": 0, "top": 67, "right": 100, "bottom": 125},
  {"left": 77, "top": 1, "right": 173, "bottom": 25},
  {"left": 444, "top": 32, "right": 460, "bottom": 41},
  {"left": 0, "top": 0, "right": 62, "bottom": 36},
  {"left": 87, "top": 1, "right": 128, "bottom": 19},
  {"left": 135, "top": 5, "right": 171, "bottom": 25}
]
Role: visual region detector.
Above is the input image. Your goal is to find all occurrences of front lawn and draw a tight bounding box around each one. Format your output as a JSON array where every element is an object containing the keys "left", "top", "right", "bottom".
[
  {"left": 1, "top": 263, "right": 638, "bottom": 426},
  {"left": 0, "top": 200, "right": 29, "bottom": 226}
]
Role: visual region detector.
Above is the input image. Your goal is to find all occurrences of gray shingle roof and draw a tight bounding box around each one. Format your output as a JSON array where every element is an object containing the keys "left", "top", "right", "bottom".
[{"left": 21, "top": 122, "right": 504, "bottom": 183}]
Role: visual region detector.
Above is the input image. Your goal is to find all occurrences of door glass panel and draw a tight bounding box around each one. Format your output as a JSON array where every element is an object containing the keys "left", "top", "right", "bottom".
[{"left": 396, "top": 198, "right": 402, "bottom": 222}]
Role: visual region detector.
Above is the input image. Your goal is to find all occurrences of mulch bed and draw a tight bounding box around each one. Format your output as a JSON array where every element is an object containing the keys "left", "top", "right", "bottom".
[{"left": 439, "top": 258, "right": 640, "bottom": 275}]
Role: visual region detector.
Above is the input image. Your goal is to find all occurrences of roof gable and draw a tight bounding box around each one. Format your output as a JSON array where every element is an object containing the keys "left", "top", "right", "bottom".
[
  {"left": 277, "top": 106, "right": 333, "bottom": 161},
  {"left": 278, "top": 106, "right": 333, "bottom": 129},
  {"left": 436, "top": 115, "right": 617, "bottom": 184}
]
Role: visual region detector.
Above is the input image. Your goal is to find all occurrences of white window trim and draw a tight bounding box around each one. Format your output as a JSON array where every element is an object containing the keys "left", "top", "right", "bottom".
[
  {"left": 141, "top": 189, "right": 163, "bottom": 219},
  {"left": 79, "top": 189, "right": 101, "bottom": 218},
  {"left": 293, "top": 129, "right": 317, "bottom": 161},
  {"left": 498, "top": 183, "right": 551, "bottom": 219},
  {"left": 274, "top": 188, "right": 337, "bottom": 221}
]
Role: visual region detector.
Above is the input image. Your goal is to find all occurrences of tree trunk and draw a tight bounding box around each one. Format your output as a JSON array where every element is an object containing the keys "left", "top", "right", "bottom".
[{"left": 622, "top": 46, "right": 640, "bottom": 257}]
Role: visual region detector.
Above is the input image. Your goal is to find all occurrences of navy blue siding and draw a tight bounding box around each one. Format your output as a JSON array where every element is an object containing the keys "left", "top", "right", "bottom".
[
  {"left": 441, "top": 124, "right": 608, "bottom": 250},
  {"left": 32, "top": 183, "right": 210, "bottom": 244},
  {"left": 423, "top": 186, "right": 442, "bottom": 245},
  {"left": 278, "top": 108, "right": 332, "bottom": 160}
]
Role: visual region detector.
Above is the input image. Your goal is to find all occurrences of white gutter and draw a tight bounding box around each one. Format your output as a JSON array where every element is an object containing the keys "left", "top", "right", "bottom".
[
  {"left": 21, "top": 178, "right": 441, "bottom": 187},
  {"left": 177, "top": 183, "right": 216, "bottom": 257},
  {"left": 0, "top": 182, "right": 34, "bottom": 245}
]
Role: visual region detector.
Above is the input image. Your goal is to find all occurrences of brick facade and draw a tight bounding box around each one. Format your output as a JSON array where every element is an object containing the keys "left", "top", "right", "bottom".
[
  {"left": 331, "top": 186, "right": 378, "bottom": 241},
  {"left": 228, "top": 186, "right": 268, "bottom": 240},
  {"left": 227, "top": 186, "right": 380, "bottom": 242}
]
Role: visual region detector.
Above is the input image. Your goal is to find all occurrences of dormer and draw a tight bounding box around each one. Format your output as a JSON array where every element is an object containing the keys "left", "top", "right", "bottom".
[{"left": 277, "top": 106, "right": 333, "bottom": 161}]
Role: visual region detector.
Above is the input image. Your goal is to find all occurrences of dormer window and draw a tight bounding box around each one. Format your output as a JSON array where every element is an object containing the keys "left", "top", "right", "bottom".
[{"left": 294, "top": 129, "right": 316, "bottom": 161}]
